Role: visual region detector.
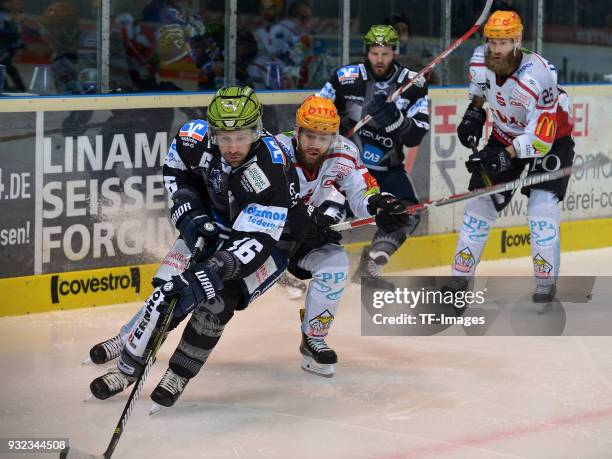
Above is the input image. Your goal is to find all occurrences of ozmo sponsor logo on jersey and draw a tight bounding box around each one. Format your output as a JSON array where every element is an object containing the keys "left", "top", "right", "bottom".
[
  {"left": 245, "top": 204, "right": 286, "bottom": 230},
  {"left": 50, "top": 268, "right": 140, "bottom": 303}
]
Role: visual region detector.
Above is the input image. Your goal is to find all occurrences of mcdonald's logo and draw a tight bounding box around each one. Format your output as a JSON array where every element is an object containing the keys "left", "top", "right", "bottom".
[{"left": 535, "top": 113, "right": 556, "bottom": 143}]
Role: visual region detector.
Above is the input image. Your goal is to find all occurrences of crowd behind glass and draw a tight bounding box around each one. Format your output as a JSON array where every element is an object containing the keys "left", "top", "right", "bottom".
[{"left": 0, "top": 0, "right": 610, "bottom": 95}]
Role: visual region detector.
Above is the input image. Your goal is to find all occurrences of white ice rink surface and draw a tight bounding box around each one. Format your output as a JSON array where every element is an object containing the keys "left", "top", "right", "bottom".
[{"left": 2, "top": 247, "right": 612, "bottom": 459}]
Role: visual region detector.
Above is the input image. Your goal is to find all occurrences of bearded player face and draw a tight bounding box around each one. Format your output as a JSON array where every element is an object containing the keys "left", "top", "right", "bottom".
[{"left": 485, "top": 38, "right": 522, "bottom": 76}]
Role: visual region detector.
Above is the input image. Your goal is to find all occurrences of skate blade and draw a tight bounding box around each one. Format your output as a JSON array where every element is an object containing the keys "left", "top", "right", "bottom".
[
  {"left": 149, "top": 403, "right": 163, "bottom": 416},
  {"left": 301, "top": 356, "right": 335, "bottom": 378}
]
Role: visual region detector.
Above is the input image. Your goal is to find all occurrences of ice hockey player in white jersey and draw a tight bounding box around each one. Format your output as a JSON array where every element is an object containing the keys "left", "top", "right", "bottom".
[
  {"left": 446, "top": 11, "right": 575, "bottom": 305},
  {"left": 275, "top": 95, "right": 411, "bottom": 376}
]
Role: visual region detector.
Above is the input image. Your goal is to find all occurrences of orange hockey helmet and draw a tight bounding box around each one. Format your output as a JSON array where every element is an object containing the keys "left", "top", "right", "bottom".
[
  {"left": 295, "top": 95, "right": 340, "bottom": 133},
  {"left": 483, "top": 10, "right": 523, "bottom": 40}
]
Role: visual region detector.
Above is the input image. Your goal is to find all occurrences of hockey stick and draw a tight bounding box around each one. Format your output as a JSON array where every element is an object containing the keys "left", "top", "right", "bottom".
[
  {"left": 347, "top": 0, "right": 493, "bottom": 138},
  {"left": 60, "top": 237, "right": 206, "bottom": 459},
  {"left": 331, "top": 153, "right": 610, "bottom": 232}
]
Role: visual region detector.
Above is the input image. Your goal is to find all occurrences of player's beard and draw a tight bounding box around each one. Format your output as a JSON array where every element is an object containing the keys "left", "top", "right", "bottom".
[
  {"left": 296, "top": 145, "right": 327, "bottom": 172},
  {"left": 485, "top": 48, "right": 522, "bottom": 77}
]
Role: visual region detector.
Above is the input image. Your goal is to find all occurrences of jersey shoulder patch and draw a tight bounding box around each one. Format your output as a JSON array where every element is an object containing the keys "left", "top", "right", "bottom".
[
  {"left": 274, "top": 133, "right": 297, "bottom": 162},
  {"left": 178, "top": 119, "right": 208, "bottom": 143},
  {"left": 243, "top": 162, "right": 271, "bottom": 194},
  {"left": 469, "top": 47, "right": 487, "bottom": 84},
  {"left": 262, "top": 136, "right": 287, "bottom": 165},
  {"left": 336, "top": 65, "right": 361, "bottom": 85}
]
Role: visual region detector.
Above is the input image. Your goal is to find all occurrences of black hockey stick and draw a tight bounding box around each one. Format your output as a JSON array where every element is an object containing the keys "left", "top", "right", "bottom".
[
  {"left": 60, "top": 237, "right": 206, "bottom": 459},
  {"left": 332, "top": 153, "right": 610, "bottom": 231}
]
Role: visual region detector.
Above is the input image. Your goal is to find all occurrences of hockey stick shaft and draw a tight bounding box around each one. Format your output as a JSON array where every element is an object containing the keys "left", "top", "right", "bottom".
[
  {"left": 347, "top": 0, "right": 493, "bottom": 138},
  {"left": 331, "top": 153, "right": 609, "bottom": 232},
  {"left": 60, "top": 238, "right": 205, "bottom": 459},
  {"left": 102, "top": 237, "right": 204, "bottom": 458}
]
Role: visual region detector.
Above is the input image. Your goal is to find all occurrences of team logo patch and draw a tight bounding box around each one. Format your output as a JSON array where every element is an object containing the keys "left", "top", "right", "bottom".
[
  {"left": 209, "top": 169, "right": 222, "bottom": 193},
  {"left": 262, "top": 137, "right": 286, "bottom": 165},
  {"left": 179, "top": 120, "right": 208, "bottom": 142},
  {"left": 533, "top": 253, "right": 553, "bottom": 278},
  {"left": 337, "top": 65, "right": 360, "bottom": 84},
  {"left": 309, "top": 309, "right": 335, "bottom": 337},
  {"left": 244, "top": 163, "right": 271, "bottom": 193},
  {"left": 454, "top": 247, "right": 475, "bottom": 273}
]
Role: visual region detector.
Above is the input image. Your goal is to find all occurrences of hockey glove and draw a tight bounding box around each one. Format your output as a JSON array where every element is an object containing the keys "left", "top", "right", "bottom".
[
  {"left": 365, "top": 93, "right": 406, "bottom": 133},
  {"left": 170, "top": 200, "right": 219, "bottom": 251},
  {"left": 367, "top": 192, "right": 409, "bottom": 233},
  {"left": 302, "top": 205, "right": 342, "bottom": 249},
  {"left": 162, "top": 263, "right": 224, "bottom": 319},
  {"left": 466, "top": 144, "right": 513, "bottom": 178},
  {"left": 457, "top": 103, "right": 486, "bottom": 148}
]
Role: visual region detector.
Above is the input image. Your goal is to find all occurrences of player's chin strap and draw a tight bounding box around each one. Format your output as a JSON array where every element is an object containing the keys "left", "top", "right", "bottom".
[{"left": 331, "top": 153, "right": 610, "bottom": 232}]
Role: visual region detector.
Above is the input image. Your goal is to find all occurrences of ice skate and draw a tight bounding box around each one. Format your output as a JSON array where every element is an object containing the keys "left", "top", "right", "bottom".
[
  {"left": 150, "top": 368, "right": 189, "bottom": 408},
  {"left": 440, "top": 276, "right": 470, "bottom": 316},
  {"left": 533, "top": 284, "right": 556, "bottom": 313},
  {"left": 299, "top": 333, "right": 337, "bottom": 377},
  {"left": 89, "top": 368, "right": 136, "bottom": 400},
  {"left": 87, "top": 334, "right": 123, "bottom": 365},
  {"left": 351, "top": 250, "right": 395, "bottom": 291}
]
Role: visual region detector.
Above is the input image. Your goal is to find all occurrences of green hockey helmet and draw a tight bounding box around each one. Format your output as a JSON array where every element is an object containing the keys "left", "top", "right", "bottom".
[
  {"left": 364, "top": 25, "right": 399, "bottom": 52},
  {"left": 207, "top": 86, "right": 263, "bottom": 145}
]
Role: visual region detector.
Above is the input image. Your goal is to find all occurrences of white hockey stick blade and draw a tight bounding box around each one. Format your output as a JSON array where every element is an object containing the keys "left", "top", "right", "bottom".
[
  {"left": 59, "top": 446, "right": 104, "bottom": 459},
  {"left": 149, "top": 403, "right": 163, "bottom": 416},
  {"left": 81, "top": 356, "right": 92, "bottom": 365},
  {"left": 83, "top": 393, "right": 95, "bottom": 402}
]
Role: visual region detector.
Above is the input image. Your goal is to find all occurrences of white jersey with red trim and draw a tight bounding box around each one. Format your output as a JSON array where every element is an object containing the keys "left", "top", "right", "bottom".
[
  {"left": 468, "top": 45, "right": 573, "bottom": 158},
  {"left": 275, "top": 131, "right": 379, "bottom": 219}
]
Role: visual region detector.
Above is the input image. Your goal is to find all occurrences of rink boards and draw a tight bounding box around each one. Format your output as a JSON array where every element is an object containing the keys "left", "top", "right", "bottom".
[{"left": 0, "top": 85, "right": 610, "bottom": 315}]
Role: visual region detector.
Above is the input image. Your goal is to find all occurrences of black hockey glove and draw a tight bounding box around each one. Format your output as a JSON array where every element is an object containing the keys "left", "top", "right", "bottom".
[
  {"left": 367, "top": 192, "right": 409, "bottom": 233},
  {"left": 465, "top": 144, "right": 513, "bottom": 177},
  {"left": 457, "top": 103, "right": 486, "bottom": 148},
  {"left": 365, "top": 93, "right": 406, "bottom": 133},
  {"left": 170, "top": 200, "right": 219, "bottom": 250},
  {"left": 162, "top": 262, "right": 224, "bottom": 319},
  {"left": 302, "top": 205, "right": 342, "bottom": 249}
]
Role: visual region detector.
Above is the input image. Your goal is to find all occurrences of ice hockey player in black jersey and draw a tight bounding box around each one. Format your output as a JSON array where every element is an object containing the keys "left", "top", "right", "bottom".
[
  {"left": 318, "top": 24, "right": 430, "bottom": 288},
  {"left": 89, "top": 86, "right": 310, "bottom": 406}
]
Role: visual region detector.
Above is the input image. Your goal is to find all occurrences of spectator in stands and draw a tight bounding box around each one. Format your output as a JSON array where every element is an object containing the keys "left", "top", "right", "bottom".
[{"left": 0, "top": 0, "right": 25, "bottom": 91}]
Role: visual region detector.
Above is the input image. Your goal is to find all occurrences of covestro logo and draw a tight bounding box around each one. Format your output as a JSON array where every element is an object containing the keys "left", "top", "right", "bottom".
[{"left": 51, "top": 268, "right": 140, "bottom": 303}]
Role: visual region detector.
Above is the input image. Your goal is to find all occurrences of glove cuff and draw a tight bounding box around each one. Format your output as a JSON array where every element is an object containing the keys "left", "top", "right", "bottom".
[
  {"left": 170, "top": 200, "right": 205, "bottom": 229},
  {"left": 465, "top": 103, "right": 486, "bottom": 121},
  {"left": 384, "top": 111, "right": 405, "bottom": 133}
]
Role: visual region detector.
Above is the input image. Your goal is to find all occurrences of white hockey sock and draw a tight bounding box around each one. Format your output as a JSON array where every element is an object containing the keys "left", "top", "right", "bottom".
[
  {"left": 451, "top": 196, "right": 498, "bottom": 277},
  {"left": 297, "top": 244, "right": 349, "bottom": 338},
  {"left": 527, "top": 190, "right": 561, "bottom": 286}
]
